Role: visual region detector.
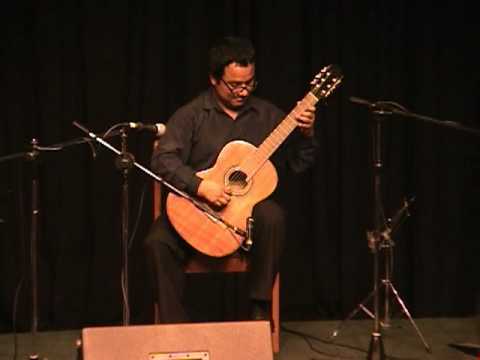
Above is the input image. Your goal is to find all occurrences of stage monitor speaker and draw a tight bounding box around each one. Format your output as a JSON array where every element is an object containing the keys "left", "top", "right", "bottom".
[{"left": 81, "top": 320, "right": 273, "bottom": 360}]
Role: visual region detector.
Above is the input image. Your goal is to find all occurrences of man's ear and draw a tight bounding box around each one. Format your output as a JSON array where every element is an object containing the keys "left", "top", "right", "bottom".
[{"left": 209, "top": 75, "right": 218, "bottom": 87}]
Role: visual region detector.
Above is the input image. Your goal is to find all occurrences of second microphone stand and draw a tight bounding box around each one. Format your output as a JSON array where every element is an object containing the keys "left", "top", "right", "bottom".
[
  {"left": 366, "top": 108, "right": 388, "bottom": 359},
  {"left": 1, "top": 138, "right": 71, "bottom": 360},
  {"left": 329, "top": 106, "right": 431, "bottom": 358}
]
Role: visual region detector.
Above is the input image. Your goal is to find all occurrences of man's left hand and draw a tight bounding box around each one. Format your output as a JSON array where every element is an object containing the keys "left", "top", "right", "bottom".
[{"left": 295, "top": 103, "right": 316, "bottom": 137}]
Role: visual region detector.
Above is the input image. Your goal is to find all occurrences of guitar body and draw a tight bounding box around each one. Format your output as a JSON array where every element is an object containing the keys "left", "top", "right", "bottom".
[{"left": 166, "top": 140, "right": 278, "bottom": 257}]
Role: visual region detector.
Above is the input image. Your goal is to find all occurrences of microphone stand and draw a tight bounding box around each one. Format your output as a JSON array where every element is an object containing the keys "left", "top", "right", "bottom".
[
  {"left": 349, "top": 96, "right": 480, "bottom": 345},
  {"left": 329, "top": 97, "right": 469, "bottom": 357},
  {"left": 0, "top": 139, "right": 55, "bottom": 360},
  {"left": 366, "top": 108, "right": 388, "bottom": 360},
  {"left": 27, "top": 139, "right": 40, "bottom": 360},
  {"left": 329, "top": 108, "right": 390, "bottom": 359},
  {"left": 0, "top": 130, "right": 124, "bottom": 360},
  {"left": 71, "top": 121, "right": 249, "bottom": 329},
  {"left": 328, "top": 109, "right": 391, "bottom": 359},
  {"left": 115, "top": 128, "right": 134, "bottom": 326},
  {"left": 5, "top": 139, "right": 46, "bottom": 360}
]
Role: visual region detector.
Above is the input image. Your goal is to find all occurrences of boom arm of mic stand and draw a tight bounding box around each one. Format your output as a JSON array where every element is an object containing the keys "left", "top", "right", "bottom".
[
  {"left": 72, "top": 121, "right": 247, "bottom": 238},
  {"left": 350, "top": 96, "right": 480, "bottom": 137}
]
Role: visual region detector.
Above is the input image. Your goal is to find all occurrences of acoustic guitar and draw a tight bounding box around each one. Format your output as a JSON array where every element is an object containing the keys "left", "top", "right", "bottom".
[{"left": 166, "top": 65, "right": 343, "bottom": 257}]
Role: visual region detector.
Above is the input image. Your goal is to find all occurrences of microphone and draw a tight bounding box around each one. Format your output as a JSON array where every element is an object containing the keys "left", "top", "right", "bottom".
[{"left": 127, "top": 122, "right": 166, "bottom": 136}]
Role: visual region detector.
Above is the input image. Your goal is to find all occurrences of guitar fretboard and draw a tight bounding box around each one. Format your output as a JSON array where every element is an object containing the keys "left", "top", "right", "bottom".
[{"left": 242, "top": 92, "right": 319, "bottom": 180}]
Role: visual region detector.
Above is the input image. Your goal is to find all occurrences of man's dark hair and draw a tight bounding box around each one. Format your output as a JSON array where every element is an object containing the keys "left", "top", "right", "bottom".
[{"left": 208, "top": 36, "right": 255, "bottom": 80}]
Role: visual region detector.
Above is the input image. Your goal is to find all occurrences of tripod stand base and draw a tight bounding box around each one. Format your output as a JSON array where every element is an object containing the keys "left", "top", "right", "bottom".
[{"left": 367, "top": 332, "right": 385, "bottom": 360}]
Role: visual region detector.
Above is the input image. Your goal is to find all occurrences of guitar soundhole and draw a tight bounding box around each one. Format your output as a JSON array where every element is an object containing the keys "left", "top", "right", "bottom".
[{"left": 228, "top": 170, "right": 247, "bottom": 190}]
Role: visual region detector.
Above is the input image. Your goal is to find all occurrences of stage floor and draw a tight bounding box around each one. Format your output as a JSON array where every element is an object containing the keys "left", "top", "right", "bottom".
[{"left": 0, "top": 317, "right": 478, "bottom": 359}]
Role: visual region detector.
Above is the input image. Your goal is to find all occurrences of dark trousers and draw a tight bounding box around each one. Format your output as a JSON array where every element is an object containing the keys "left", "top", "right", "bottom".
[{"left": 144, "top": 198, "right": 285, "bottom": 323}]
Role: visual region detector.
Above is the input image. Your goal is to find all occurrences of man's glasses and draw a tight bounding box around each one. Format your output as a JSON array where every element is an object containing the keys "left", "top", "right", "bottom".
[{"left": 221, "top": 78, "right": 258, "bottom": 95}]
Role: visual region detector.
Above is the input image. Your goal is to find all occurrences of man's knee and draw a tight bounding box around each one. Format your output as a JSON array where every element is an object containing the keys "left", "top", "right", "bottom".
[{"left": 253, "top": 199, "right": 285, "bottom": 227}]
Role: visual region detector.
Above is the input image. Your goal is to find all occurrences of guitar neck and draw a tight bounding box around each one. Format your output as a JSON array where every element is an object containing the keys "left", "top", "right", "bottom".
[{"left": 243, "top": 91, "right": 319, "bottom": 179}]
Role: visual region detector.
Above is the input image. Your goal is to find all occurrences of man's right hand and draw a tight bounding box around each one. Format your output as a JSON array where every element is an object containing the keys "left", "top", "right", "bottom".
[{"left": 197, "top": 179, "right": 231, "bottom": 207}]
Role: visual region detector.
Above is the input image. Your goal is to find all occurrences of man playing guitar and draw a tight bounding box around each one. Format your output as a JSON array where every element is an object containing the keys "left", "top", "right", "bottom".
[{"left": 144, "top": 36, "right": 319, "bottom": 323}]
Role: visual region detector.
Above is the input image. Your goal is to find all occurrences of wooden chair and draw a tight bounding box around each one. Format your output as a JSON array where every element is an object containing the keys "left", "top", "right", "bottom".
[{"left": 152, "top": 178, "right": 280, "bottom": 353}]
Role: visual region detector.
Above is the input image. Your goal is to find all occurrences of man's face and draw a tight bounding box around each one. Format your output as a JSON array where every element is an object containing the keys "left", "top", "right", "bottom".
[{"left": 210, "top": 62, "right": 256, "bottom": 111}]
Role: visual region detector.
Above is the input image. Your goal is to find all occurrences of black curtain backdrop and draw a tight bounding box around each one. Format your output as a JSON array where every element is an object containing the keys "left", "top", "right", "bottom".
[{"left": 1, "top": 0, "right": 479, "bottom": 332}]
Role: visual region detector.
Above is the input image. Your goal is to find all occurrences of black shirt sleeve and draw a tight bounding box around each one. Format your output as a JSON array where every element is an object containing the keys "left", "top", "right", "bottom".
[{"left": 151, "top": 106, "right": 203, "bottom": 195}]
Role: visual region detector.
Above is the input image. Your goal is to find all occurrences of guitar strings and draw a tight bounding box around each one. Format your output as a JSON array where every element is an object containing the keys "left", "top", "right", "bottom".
[
  {"left": 228, "top": 70, "right": 343, "bottom": 186},
  {"left": 227, "top": 66, "right": 341, "bottom": 185},
  {"left": 228, "top": 94, "right": 316, "bottom": 186}
]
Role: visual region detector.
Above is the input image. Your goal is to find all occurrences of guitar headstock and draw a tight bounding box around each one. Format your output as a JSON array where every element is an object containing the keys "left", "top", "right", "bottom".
[{"left": 310, "top": 64, "right": 343, "bottom": 99}]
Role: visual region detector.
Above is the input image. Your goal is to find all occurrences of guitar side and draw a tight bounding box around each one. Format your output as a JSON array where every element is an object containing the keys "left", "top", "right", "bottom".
[{"left": 166, "top": 140, "right": 278, "bottom": 257}]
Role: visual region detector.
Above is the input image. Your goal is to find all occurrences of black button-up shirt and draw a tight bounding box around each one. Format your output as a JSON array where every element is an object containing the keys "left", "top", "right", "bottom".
[{"left": 152, "top": 88, "right": 318, "bottom": 196}]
